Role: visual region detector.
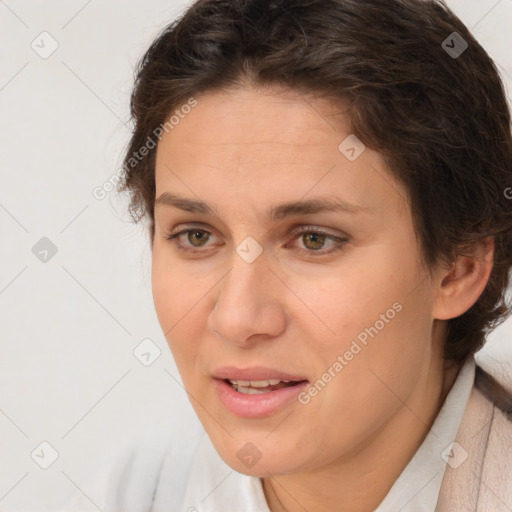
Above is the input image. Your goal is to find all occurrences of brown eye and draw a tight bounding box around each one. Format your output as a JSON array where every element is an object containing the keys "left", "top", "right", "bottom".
[
  {"left": 301, "top": 232, "right": 328, "bottom": 251},
  {"left": 290, "top": 227, "right": 348, "bottom": 255},
  {"left": 163, "top": 228, "right": 216, "bottom": 252},
  {"left": 186, "top": 229, "right": 210, "bottom": 247}
]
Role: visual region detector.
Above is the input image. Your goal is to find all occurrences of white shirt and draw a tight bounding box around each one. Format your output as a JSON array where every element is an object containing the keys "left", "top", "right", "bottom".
[{"left": 60, "top": 357, "right": 476, "bottom": 512}]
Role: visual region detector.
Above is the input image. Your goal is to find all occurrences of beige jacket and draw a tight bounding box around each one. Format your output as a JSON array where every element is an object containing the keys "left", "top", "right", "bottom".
[{"left": 436, "top": 367, "right": 512, "bottom": 511}]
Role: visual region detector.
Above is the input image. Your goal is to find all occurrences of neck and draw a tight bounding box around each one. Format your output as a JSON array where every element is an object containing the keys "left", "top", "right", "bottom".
[{"left": 262, "top": 358, "right": 463, "bottom": 512}]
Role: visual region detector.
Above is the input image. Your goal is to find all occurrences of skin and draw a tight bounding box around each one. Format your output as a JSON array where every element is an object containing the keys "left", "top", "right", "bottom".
[{"left": 151, "top": 85, "right": 494, "bottom": 512}]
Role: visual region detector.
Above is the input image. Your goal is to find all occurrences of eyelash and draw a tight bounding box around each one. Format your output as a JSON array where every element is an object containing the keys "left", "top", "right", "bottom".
[{"left": 163, "top": 226, "right": 348, "bottom": 256}]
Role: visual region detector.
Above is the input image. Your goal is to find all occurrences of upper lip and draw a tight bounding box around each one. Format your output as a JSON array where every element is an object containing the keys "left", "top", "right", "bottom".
[{"left": 213, "top": 366, "right": 308, "bottom": 382}]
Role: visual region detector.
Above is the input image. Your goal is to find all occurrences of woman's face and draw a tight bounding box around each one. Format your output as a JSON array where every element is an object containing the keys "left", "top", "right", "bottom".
[{"left": 152, "top": 86, "right": 446, "bottom": 476}]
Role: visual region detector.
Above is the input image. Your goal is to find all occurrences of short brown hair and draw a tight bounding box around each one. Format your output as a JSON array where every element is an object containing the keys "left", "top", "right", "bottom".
[{"left": 118, "top": 0, "right": 512, "bottom": 361}]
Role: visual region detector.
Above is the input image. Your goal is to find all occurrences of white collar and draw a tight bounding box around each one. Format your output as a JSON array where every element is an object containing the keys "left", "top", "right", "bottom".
[{"left": 374, "top": 356, "right": 475, "bottom": 511}]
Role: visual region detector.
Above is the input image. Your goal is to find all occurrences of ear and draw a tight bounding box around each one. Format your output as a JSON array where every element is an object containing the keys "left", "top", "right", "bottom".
[{"left": 433, "top": 236, "right": 495, "bottom": 321}]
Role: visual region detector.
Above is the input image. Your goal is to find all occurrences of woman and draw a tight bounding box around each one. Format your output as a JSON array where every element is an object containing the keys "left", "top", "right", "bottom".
[{"left": 64, "top": 0, "right": 512, "bottom": 510}]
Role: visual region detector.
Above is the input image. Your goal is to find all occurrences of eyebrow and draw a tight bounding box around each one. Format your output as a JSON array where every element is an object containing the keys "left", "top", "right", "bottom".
[{"left": 155, "top": 192, "right": 374, "bottom": 220}]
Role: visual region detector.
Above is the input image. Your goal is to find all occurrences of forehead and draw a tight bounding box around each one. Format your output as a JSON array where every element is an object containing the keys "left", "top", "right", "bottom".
[
  {"left": 159, "top": 86, "right": 352, "bottom": 150},
  {"left": 154, "top": 86, "right": 410, "bottom": 221}
]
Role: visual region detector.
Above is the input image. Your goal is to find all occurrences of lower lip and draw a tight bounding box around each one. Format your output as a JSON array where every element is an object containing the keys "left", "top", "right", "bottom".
[{"left": 214, "top": 379, "right": 309, "bottom": 418}]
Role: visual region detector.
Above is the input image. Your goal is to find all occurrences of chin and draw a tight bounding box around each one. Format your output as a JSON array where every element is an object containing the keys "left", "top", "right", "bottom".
[{"left": 212, "top": 434, "right": 307, "bottom": 477}]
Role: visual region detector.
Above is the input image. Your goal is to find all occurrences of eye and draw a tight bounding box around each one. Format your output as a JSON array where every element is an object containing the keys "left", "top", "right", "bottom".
[
  {"left": 162, "top": 225, "right": 348, "bottom": 256},
  {"left": 288, "top": 226, "right": 348, "bottom": 255},
  {"left": 164, "top": 228, "right": 214, "bottom": 252}
]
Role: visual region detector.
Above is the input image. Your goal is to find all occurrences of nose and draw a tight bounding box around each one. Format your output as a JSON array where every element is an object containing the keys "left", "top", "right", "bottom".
[{"left": 207, "top": 247, "right": 287, "bottom": 347}]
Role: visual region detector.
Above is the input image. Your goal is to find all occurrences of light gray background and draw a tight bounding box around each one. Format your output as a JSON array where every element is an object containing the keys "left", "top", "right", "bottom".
[{"left": 1, "top": 1, "right": 511, "bottom": 510}]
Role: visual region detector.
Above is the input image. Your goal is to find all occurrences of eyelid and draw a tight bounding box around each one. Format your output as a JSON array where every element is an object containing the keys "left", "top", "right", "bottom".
[
  {"left": 288, "top": 224, "right": 346, "bottom": 239},
  {"left": 166, "top": 222, "right": 219, "bottom": 241}
]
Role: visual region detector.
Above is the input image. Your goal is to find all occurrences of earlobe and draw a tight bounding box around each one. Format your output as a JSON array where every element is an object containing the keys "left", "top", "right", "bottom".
[{"left": 433, "top": 237, "right": 494, "bottom": 321}]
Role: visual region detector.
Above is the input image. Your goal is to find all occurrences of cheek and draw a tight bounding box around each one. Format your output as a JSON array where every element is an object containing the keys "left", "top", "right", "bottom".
[
  {"left": 151, "top": 251, "right": 211, "bottom": 374},
  {"left": 151, "top": 253, "right": 193, "bottom": 350},
  {"left": 284, "top": 254, "right": 404, "bottom": 350},
  {"left": 290, "top": 244, "right": 431, "bottom": 388},
  {"left": 310, "top": 280, "right": 433, "bottom": 417},
  {"left": 298, "top": 295, "right": 432, "bottom": 460},
  {"left": 151, "top": 259, "right": 177, "bottom": 331},
  {"left": 151, "top": 245, "right": 202, "bottom": 323}
]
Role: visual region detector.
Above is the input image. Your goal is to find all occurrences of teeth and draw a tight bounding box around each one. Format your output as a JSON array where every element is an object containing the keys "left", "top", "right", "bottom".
[
  {"left": 238, "top": 387, "right": 268, "bottom": 394},
  {"left": 227, "top": 378, "right": 297, "bottom": 394},
  {"left": 250, "top": 379, "right": 278, "bottom": 387},
  {"left": 233, "top": 380, "right": 250, "bottom": 386},
  {"left": 228, "top": 378, "right": 290, "bottom": 387}
]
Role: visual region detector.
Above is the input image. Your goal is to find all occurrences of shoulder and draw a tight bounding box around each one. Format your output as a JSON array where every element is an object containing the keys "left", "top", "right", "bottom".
[
  {"left": 474, "top": 365, "right": 512, "bottom": 509},
  {"left": 436, "top": 363, "right": 512, "bottom": 511},
  {"left": 473, "top": 363, "right": 512, "bottom": 462},
  {"left": 475, "top": 364, "right": 512, "bottom": 419}
]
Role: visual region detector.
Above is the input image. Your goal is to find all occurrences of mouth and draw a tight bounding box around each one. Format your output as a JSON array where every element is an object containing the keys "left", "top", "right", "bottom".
[{"left": 212, "top": 367, "right": 310, "bottom": 418}]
